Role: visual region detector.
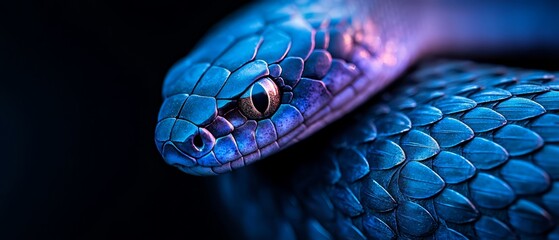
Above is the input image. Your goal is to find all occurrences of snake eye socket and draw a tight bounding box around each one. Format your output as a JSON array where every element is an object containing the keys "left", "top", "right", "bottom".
[{"left": 239, "top": 78, "right": 280, "bottom": 119}]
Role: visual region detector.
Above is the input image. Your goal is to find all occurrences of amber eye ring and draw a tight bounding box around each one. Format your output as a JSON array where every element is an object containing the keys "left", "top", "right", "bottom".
[{"left": 238, "top": 78, "right": 280, "bottom": 119}]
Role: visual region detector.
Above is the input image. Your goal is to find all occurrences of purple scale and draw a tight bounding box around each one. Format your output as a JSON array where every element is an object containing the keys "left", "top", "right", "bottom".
[
  {"left": 322, "top": 59, "right": 359, "bottom": 94},
  {"left": 291, "top": 78, "right": 332, "bottom": 118},
  {"left": 279, "top": 57, "right": 304, "bottom": 87},
  {"left": 268, "top": 64, "right": 282, "bottom": 78},
  {"left": 350, "top": 45, "right": 377, "bottom": 77},
  {"left": 217, "top": 100, "right": 236, "bottom": 115},
  {"left": 232, "top": 120, "right": 258, "bottom": 155},
  {"left": 260, "top": 142, "right": 280, "bottom": 159},
  {"left": 306, "top": 105, "right": 331, "bottom": 126},
  {"left": 277, "top": 124, "right": 306, "bottom": 146},
  {"left": 243, "top": 150, "right": 261, "bottom": 165},
  {"left": 282, "top": 92, "right": 293, "bottom": 104},
  {"left": 212, "top": 162, "right": 233, "bottom": 174},
  {"left": 182, "top": 166, "right": 217, "bottom": 176},
  {"left": 302, "top": 50, "right": 333, "bottom": 79},
  {"left": 271, "top": 104, "right": 304, "bottom": 137},
  {"left": 224, "top": 110, "right": 247, "bottom": 128},
  {"left": 214, "top": 135, "right": 242, "bottom": 164},
  {"left": 231, "top": 158, "right": 246, "bottom": 169},
  {"left": 198, "top": 152, "right": 221, "bottom": 167},
  {"left": 207, "top": 116, "right": 234, "bottom": 138},
  {"left": 256, "top": 119, "right": 278, "bottom": 148},
  {"left": 162, "top": 142, "right": 196, "bottom": 167},
  {"left": 173, "top": 127, "right": 215, "bottom": 158},
  {"left": 326, "top": 29, "right": 353, "bottom": 59},
  {"left": 331, "top": 86, "right": 356, "bottom": 110}
]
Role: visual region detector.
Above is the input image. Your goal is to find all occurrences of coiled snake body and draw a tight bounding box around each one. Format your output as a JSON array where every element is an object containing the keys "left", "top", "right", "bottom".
[{"left": 154, "top": 0, "right": 559, "bottom": 238}]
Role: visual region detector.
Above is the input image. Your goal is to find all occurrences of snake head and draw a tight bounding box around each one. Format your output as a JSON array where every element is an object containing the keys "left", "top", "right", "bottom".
[{"left": 155, "top": 1, "right": 393, "bottom": 175}]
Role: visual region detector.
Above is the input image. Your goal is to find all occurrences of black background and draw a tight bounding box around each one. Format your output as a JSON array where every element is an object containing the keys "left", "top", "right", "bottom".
[
  {"left": 1, "top": 0, "right": 250, "bottom": 239},
  {"left": 2, "top": 1, "right": 559, "bottom": 239}
]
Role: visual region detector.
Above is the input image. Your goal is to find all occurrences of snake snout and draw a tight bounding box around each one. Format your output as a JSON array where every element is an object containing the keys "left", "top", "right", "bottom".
[
  {"left": 155, "top": 119, "right": 218, "bottom": 174},
  {"left": 155, "top": 93, "right": 221, "bottom": 174}
]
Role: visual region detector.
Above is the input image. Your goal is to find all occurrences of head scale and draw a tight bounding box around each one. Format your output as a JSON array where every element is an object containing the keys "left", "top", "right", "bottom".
[{"left": 155, "top": 1, "right": 377, "bottom": 175}]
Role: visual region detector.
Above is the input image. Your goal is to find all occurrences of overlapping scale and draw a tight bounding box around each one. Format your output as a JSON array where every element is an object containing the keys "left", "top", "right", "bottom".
[
  {"left": 433, "top": 96, "right": 477, "bottom": 114},
  {"left": 305, "top": 219, "right": 333, "bottom": 240},
  {"left": 463, "top": 137, "right": 509, "bottom": 170},
  {"left": 500, "top": 160, "right": 551, "bottom": 195},
  {"left": 430, "top": 117, "right": 474, "bottom": 148},
  {"left": 494, "top": 124, "right": 544, "bottom": 156},
  {"left": 217, "top": 60, "right": 559, "bottom": 239},
  {"left": 506, "top": 83, "right": 549, "bottom": 95},
  {"left": 406, "top": 105, "right": 442, "bottom": 126},
  {"left": 461, "top": 107, "right": 507, "bottom": 133},
  {"left": 362, "top": 214, "right": 396, "bottom": 240},
  {"left": 534, "top": 145, "right": 559, "bottom": 179},
  {"left": 336, "top": 148, "right": 369, "bottom": 182},
  {"left": 396, "top": 201, "right": 437, "bottom": 237},
  {"left": 398, "top": 161, "right": 445, "bottom": 199},
  {"left": 531, "top": 114, "right": 559, "bottom": 142},
  {"left": 469, "top": 88, "right": 512, "bottom": 103},
  {"left": 373, "top": 112, "right": 412, "bottom": 136},
  {"left": 400, "top": 130, "right": 440, "bottom": 161},
  {"left": 432, "top": 151, "right": 476, "bottom": 184},
  {"left": 508, "top": 200, "right": 554, "bottom": 234},
  {"left": 361, "top": 177, "right": 397, "bottom": 212},
  {"left": 434, "top": 188, "right": 479, "bottom": 224},
  {"left": 358, "top": 140, "right": 405, "bottom": 170},
  {"left": 435, "top": 227, "right": 468, "bottom": 240},
  {"left": 494, "top": 97, "right": 546, "bottom": 121},
  {"left": 474, "top": 216, "right": 516, "bottom": 239},
  {"left": 328, "top": 184, "right": 364, "bottom": 217},
  {"left": 534, "top": 91, "right": 559, "bottom": 110},
  {"left": 469, "top": 173, "right": 516, "bottom": 209}
]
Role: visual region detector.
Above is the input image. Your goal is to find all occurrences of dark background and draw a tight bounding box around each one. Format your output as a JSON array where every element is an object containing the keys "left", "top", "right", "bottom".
[
  {"left": 0, "top": 0, "right": 250, "bottom": 239},
  {"left": 2, "top": 1, "right": 559, "bottom": 239}
]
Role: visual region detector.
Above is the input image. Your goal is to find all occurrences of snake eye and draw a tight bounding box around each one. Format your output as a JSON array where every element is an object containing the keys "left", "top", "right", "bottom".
[{"left": 239, "top": 78, "right": 280, "bottom": 119}]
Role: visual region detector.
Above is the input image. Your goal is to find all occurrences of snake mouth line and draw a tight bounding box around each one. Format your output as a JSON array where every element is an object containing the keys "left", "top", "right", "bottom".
[{"left": 166, "top": 122, "right": 308, "bottom": 176}]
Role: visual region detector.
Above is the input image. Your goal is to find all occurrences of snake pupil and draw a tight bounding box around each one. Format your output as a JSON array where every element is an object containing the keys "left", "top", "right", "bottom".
[
  {"left": 238, "top": 77, "right": 280, "bottom": 119},
  {"left": 251, "top": 83, "right": 269, "bottom": 114}
]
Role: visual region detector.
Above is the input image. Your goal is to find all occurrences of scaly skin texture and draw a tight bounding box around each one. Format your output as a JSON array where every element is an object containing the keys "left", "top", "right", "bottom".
[
  {"left": 154, "top": 0, "right": 422, "bottom": 175},
  {"left": 154, "top": 0, "right": 559, "bottom": 238},
  {"left": 154, "top": 0, "right": 559, "bottom": 175},
  {"left": 217, "top": 60, "right": 559, "bottom": 239}
]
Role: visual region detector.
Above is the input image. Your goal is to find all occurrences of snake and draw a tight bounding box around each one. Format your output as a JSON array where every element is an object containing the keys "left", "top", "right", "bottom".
[{"left": 154, "top": 0, "right": 559, "bottom": 239}]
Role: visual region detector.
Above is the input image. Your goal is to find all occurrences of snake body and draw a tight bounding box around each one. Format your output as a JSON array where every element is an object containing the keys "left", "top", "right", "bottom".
[
  {"left": 154, "top": 0, "right": 559, "bottom": 238},
  {"left": 219, "top": 60, "right": 559, "bottom": 239}
]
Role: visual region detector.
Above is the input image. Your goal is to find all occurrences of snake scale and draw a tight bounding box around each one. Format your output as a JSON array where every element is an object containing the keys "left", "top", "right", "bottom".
[{"left": 154, "top": 0, "right": 559, "bottom": 239}]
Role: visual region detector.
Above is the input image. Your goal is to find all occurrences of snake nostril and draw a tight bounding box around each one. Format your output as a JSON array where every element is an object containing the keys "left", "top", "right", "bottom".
[
  {"left": 176, "top": 127, "right": 215, "bottom": 158},
  {"left": 193, "top": 133, "right": 204, "bottom": 151}
]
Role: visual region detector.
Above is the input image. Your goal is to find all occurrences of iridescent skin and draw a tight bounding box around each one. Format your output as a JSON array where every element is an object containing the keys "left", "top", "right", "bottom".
[
  {"left": 155, "top": 0, "right": 559, "bottom": 238},
  {"left": 219, "top": 61, "right": 559, "bottom": 239},
  {"left": 155, "top": 0, "right": 412, "bottom": 175},
  {"left": 155, "top": 0, "right": 559, "bottom": 175}
]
